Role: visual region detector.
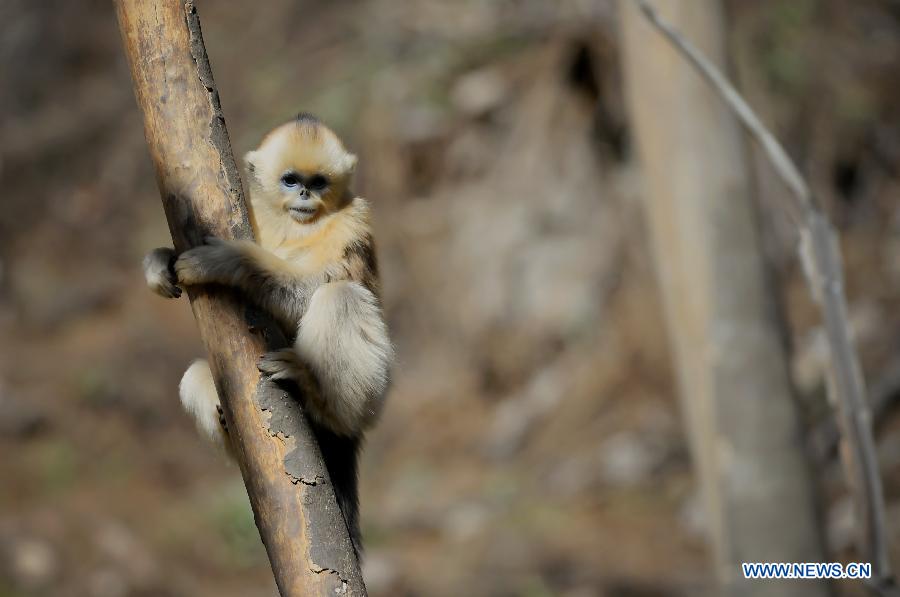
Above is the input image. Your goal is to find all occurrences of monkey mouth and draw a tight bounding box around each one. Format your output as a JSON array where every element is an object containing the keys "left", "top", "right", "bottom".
[{"left": 288, "top": 206, "right": 318, "bottom": 221}]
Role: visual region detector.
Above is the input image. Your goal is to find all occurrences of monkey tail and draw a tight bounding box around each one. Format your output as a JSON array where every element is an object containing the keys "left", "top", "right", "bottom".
[{"left": 310, "top": 421, "right": 364, "bottom": 558}]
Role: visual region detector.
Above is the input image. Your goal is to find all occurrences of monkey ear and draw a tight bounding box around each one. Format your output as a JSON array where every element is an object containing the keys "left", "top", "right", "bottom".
[
  {"left": 243, "top": 150, "right": 259, "bottom": 177},
  {"left": 343, "top": 152, "right": 358, "bottom": 174}
]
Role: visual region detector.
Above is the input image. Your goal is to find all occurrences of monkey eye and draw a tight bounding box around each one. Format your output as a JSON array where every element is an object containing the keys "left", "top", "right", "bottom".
[
  {"left": 308, "top": 174, "right": 328, "bottom": 190},
  {"left": 281, "top": 173, "right": 300, "bottom": 187}
]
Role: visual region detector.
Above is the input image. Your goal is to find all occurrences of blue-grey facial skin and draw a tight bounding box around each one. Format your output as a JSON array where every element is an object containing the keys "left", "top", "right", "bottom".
[{"left": 281, "top": 171, "right": 329, "bottom": 223}]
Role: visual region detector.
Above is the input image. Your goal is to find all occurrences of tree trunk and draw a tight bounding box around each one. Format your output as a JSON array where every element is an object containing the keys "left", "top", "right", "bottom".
[
  {"left": 114, "top": 1, "right": 366, "bottom": 595},
  {"left": 619, "top": 2, "right": 828, "bottom": 595}
]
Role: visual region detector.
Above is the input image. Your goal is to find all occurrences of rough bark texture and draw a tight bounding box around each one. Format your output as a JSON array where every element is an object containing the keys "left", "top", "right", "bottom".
[
  {"left": 114, "top": 2, "right": 366, "bottom": 595},
  {"left": 619, "top": 2, "right": 828, "bottom": 595}
]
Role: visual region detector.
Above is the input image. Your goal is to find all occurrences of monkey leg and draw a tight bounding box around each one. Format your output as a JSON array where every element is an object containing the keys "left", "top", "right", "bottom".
[
  {"left": 179, "top": 359, "right": 230, "bottom": 451},
  {"left": 294, "top": 280, "right": 391, "bottom": 436}
]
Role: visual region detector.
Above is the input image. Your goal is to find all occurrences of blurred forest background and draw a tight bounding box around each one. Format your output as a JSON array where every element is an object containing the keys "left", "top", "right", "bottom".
[{"left": 2, "top": 0, "right": 900, "bottom": 596}]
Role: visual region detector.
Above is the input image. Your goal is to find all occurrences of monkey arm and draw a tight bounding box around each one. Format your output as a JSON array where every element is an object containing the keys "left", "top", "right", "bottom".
[
  {"left": 175, "top": 237, "right": 316, "bottom": 325},
  {"left": 174, "top": 230, "right": 379, "bottom": 333}
]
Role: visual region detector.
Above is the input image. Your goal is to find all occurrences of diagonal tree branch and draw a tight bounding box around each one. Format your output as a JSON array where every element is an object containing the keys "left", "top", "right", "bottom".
[
  {"left": 114, "top": 1, "right": 366, "bottom": 595},
  {"left": 630, "top": 0, "right": 893, "bottom": 591}
]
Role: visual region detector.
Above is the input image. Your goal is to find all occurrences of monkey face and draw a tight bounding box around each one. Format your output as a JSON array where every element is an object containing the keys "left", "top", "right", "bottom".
[
  {"left": 279, "top": 170, "right": 331, "bottom": 223},
  {"left": 245, "top": 116, "right": 358, "bottom": 226}
]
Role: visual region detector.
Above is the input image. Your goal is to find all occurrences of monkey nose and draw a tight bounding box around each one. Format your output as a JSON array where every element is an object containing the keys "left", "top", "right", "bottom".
[{"left": 298, "top": 188, "right": 309, "bottom": 198}]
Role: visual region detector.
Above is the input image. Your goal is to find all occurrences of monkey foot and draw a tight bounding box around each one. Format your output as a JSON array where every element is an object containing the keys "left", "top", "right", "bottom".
[{"left": 257, "top": 349, "right": 304, "bottom": 381}]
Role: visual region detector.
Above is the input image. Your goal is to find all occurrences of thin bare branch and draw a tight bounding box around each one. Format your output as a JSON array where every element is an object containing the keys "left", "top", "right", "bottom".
[{"left": 814, "top": 356, "right": 900, "bottom": 462}]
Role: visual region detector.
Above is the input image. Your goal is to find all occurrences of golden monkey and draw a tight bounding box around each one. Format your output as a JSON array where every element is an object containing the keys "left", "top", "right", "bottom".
[{"left": 143, "top": 114, "right": 392, "bottom": 553}]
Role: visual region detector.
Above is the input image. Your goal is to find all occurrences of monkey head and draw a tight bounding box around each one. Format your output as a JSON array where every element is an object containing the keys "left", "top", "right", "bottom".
[{"left": 245, "top": 113, "right": 357, "bottom": 224}]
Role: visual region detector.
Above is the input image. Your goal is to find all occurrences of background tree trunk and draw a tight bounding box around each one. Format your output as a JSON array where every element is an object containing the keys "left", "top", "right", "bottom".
[
  {"left": 619, "top": 2, "right": 828, "bottom": 595},
  {"left": 114, "top": 1, "right": 366, "bottom": 595}
]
